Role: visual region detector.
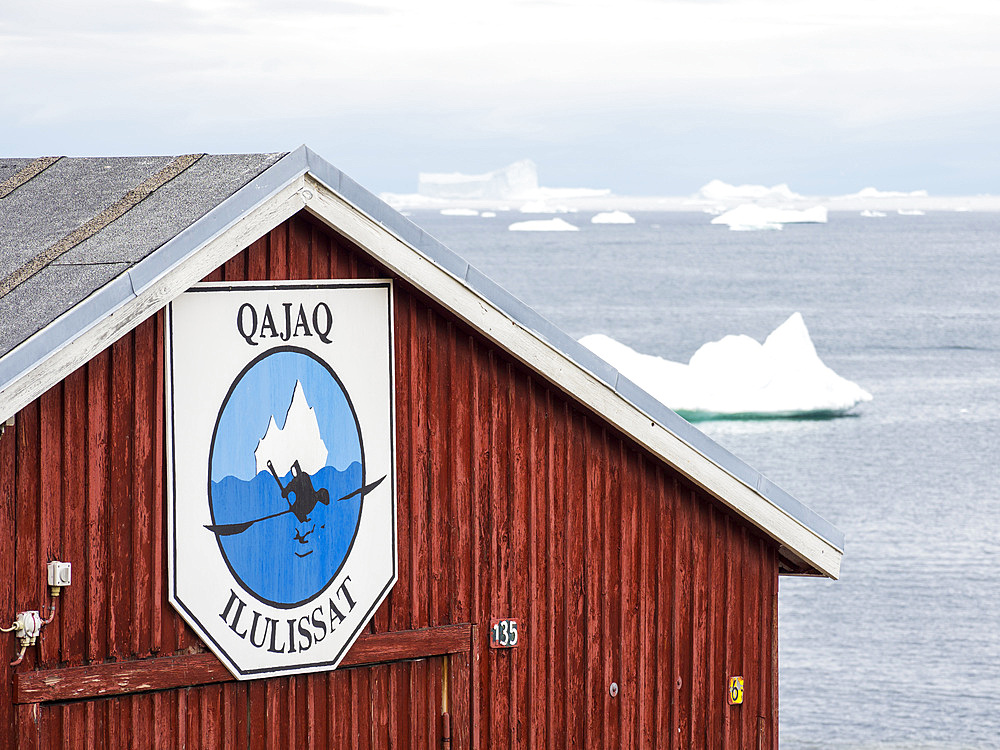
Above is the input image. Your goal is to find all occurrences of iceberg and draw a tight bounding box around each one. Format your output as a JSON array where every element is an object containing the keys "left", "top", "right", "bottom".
[
  {"left": 579, "top": 313, "right": 872, "bottom": 420},
  {"left": 695, "top": 179, "right": 804, "bottom": 203},
  {"left": 412, "top": 159, "right": 609, "bottom": 205},
  {"left": 840, "top": 187, "right": 929, "bottom": 199},
  {"left": 419, "top": 160, "right": 540, "bottom": 200},
  {"left": 508, "top": 218, "right": 579, "bottom": 232},
  {"left": 254, "top": 381, "right": 329, "bottom": 476},
  {"left": 860, "top": 209, "right": 887, "bottom": 218},
  {"left": 440, "top": 208, "right": 479, "bottom": 216},
  {"left": 897, "top": 209, "right": 925, "bottom": 216},
  {"left": 591, "top": 210, "right": 636, "bottom": 224},
  {"left": 711, "top": 204, "right": 827, "bottom": 230}
]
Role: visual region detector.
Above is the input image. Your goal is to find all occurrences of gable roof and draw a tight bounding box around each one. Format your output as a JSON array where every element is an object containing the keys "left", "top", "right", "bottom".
[{"left": 0, "top": 146, "right": 844, "bottom": 578}]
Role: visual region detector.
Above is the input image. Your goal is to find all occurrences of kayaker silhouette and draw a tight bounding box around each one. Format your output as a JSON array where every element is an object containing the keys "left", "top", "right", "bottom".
[
  {"left": 270, "top": 459, "right": 329, "bottom": 522},
  {"left": 204, "top": 461, "right": 385, "bottom": 545},
  {"left": 272, "top": 460, "right": 327, "bottom": 557}
]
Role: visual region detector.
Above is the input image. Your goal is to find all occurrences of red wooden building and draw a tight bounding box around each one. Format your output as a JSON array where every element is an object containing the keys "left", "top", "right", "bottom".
[{"left": 0, "top": 148, "right": 842, "bottom": 748}]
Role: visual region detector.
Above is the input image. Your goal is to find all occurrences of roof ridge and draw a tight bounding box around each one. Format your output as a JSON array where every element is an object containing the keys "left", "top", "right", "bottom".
[
  {"left": 0, "top": 153, "right": 206, "bottom": 298},
  {"left": 0, "top": 156, "right": 63, "bottom": 200}
]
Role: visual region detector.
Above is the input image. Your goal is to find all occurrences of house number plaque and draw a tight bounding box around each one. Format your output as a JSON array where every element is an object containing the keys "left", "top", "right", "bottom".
[{"left": 489, "top": 618, "right": 519, "bottom": 649}]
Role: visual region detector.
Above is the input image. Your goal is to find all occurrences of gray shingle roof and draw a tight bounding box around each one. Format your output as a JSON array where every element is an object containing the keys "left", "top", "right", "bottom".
[
  {"left": 0, "top": 146, "right": 844, "bottom": 576},
  {"left": 0, "top": 153, "right": 285, "bottom": 356},
  {"left": 0, "top": 158, "right": 38, "bottom": 187}
]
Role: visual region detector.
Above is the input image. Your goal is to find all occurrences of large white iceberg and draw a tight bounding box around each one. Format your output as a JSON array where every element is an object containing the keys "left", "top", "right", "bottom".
[
  {"left": 508, "top": 218, "right": 579, "bottom": 232},
  {"left": 254, "top": 380, "right": 329, "bottom": 476},
  {"left": 711, "top": 204, "right": 827, "bottom": 230},
  {"left": 579, "top": 313, "right": 872, "bottom": 420}
]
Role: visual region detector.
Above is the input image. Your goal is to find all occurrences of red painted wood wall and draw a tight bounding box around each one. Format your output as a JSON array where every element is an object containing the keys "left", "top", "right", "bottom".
[{"left": 0, "top": 211, "right": 780, "bottom": 748}]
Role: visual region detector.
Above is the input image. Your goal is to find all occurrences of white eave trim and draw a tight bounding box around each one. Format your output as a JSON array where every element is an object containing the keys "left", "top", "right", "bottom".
[{"left": 299, "top": 173, "right": 842, "bottom": 580}]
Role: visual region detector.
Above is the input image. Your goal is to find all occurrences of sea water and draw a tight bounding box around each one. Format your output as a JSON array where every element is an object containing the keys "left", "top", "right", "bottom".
[{"left": 413, "top": 209, "right": 1000, "bottom": 749}]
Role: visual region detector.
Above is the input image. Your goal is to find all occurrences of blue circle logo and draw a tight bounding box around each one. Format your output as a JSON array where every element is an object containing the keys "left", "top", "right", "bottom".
[{"left": 207, "top": 347, "right": 366, "bottom": 608}]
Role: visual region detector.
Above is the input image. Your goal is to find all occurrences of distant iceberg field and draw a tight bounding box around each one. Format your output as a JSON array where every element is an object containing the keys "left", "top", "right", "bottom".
[
  {"left": 580, "top": 313, "right": 872, "bottom": 420},
  {"left": 382, "top": 163, "right": 999, "bottom": 213}
]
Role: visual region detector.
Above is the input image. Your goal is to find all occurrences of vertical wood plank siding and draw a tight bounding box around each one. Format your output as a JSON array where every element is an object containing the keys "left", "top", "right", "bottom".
[{"left": 0, "top": 212, "right": 780, "bottom": 748}]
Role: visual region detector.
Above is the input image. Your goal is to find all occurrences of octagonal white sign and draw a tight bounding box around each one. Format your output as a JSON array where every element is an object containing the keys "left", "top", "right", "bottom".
[{"left": 166, "top": 280, "right": 396, "bottom": 679}]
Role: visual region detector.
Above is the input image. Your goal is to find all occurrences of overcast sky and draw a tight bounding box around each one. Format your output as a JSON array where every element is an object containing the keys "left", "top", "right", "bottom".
[{"left": 4, "top": 0, "right": 999, "bottom": 195}]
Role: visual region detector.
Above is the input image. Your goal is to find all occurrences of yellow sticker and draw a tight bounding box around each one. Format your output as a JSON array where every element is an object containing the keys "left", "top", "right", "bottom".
[{"left": 728, "top": 676, "right": 744, "bottom": 705}]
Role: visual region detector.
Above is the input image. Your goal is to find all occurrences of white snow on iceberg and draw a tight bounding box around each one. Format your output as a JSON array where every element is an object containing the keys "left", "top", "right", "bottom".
[
  {"left": 254, "top": 380, "right": 329, "bottom": 477},
  {"left": 591, "top": 210, "right": 636, "bottom": 224},
  {"left": 579, "top": 313, "right": 872, "bottom": 420},
  {"left": 711, "top": 204, "right": 827, "bottom": 231},
  {"left": 508, "top": 218, "right": 579, "bottom": 232}
]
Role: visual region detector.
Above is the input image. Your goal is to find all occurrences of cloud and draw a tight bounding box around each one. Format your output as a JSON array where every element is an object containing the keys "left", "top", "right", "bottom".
[
  {"left": 6, "top": 0, "right": 999, "bottom": 123},
  {"left": 3, "top": 0, "right": 1000, "bottom": 193}
]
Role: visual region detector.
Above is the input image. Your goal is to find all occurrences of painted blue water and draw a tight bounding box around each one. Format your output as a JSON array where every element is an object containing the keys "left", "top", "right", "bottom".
[
  {"left": 210, "top": 463, "right": 363, "bottom": 607},
  {"left": 414, "top": 208, "right": 1000, "bottom": 748}
]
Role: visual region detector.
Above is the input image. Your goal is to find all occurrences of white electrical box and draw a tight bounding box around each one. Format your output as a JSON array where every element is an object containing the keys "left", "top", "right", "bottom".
[{"left": 47, "top": 561, "right": 71, "bottom": 587}]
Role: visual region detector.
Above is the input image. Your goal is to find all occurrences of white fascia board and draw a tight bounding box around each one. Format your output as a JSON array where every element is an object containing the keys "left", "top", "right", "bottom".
[
  {"left": 300, "top": 173, "right": 842, "bottom": 580},
  {"left": 0, "top": 175, "right": 312, "bottom": 425}
]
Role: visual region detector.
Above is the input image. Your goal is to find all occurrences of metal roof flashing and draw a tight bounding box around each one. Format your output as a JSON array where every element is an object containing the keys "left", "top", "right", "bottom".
[{"left": 0, "top": 146, "right": 844, "bottom": 579}]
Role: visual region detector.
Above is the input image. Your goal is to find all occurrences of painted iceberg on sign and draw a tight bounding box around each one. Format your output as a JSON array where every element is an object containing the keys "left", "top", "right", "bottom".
[
  {"left": 255, "top": 380, "right": 329, "bottom": 477},
  {"left": 580, "top": 313, "right": 872, "bottom": 420}
]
